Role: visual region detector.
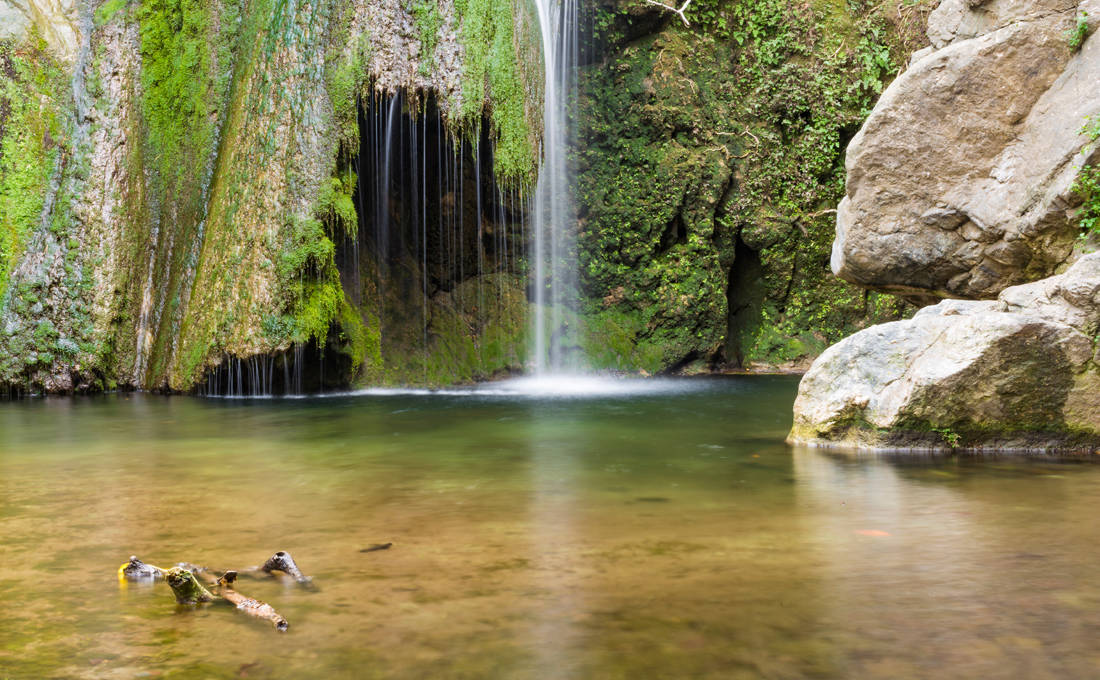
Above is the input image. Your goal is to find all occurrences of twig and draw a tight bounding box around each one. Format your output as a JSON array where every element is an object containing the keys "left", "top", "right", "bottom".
[{"left": 643, "top": 0, "right": 692, "bottom": 27}]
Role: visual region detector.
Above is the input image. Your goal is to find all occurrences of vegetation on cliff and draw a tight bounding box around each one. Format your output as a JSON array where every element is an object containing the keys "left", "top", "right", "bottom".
[
  {"left": 575, "top": 0, "right": 931, "bottom": 372},
  {"left": 0, "top": 0, "right": 944, "bottom": 392},
  {"left": 0, "top": 36, "right": 67, "bottom": 305}
]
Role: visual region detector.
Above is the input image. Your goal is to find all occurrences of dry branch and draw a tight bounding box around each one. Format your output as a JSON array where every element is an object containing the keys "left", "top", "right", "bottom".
[
  {"left": 217, "top": 571, "right": 289, "bottom": 631},
  {"left": 643, "top": 0, "right": 692, "bottom": 27}
]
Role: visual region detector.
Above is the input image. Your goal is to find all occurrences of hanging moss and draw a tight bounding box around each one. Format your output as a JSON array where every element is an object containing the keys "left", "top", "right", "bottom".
[{"left": 453, "top": 0, "right": 536, "bottom": 184}]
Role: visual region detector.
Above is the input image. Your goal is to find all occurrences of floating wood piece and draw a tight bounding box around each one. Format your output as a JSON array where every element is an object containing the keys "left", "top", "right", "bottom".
[{"left": 216, "top": 571, "right": 289, "bottom": 632}]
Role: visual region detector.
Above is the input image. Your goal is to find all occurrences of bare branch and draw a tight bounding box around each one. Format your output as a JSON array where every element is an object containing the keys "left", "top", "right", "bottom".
[{"left": 643, "top": 0, "right": 692, "bottom": 27}]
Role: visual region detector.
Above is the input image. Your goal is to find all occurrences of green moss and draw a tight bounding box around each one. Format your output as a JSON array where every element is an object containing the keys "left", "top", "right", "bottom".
[
  {"left": 359, "top": 271, "right": 527, "bottom": 386},
  {"left": 95, "top": 0, "right": 130, "bottom": 25},
  {"left": 453, "top": 0, "right": 536, "bottom": 184},
  {"left": 0, "top": 38, "right": 66, "bottom": 303},
  {"left": 577, "top": 0, "right": 929, "bottom": 371},
  {"left": 409, "top": 0, "right": 444, "bottom": 75}
]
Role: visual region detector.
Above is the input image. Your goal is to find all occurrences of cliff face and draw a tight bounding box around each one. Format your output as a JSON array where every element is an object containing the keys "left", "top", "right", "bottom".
[
  {"left": 1, "top": 0, "right": 937, "bottom": 393},
  {"left": 572, "top": 0, "right": 933, "bottom": 373},
  {"left": 791, "top": 0, "right": 1100, "bottom": 451},
  {"left": 0, "top": 0, "right": 538, "bottom": 393}
]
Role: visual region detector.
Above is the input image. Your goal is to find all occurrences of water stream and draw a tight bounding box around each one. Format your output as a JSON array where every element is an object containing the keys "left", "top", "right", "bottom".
[
  {"left": 5, "top": 377, "right": 1100, "bottom": 678},
  {"left": 532, "top": 0, "right": 580, "bottom": 375}
]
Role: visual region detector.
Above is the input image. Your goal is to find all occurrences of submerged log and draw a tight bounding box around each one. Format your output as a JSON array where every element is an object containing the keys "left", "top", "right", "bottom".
[
  {"left": 121, "top": 551, "right": 315, "bottom": 587},
  {"left": 120, "top": 554, "right": 301, "bottom": 632},
  {"left": 216, "top": 571, "right": 289, "bottom": 631},
  {"left": 165, "top": 567, "right": 215, "bottom": 604}
]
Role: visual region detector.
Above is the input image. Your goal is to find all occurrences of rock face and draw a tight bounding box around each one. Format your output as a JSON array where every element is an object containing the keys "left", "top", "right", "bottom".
[
  {"left": 0, "top": 0, "right": 540, "bottom": 393},
  {"left": 831, "top": 0, "right": 1100, "bottom": 302},
  {"left": 790, "top": 254, "right": 1100, "bottom": 452},
  {"left": 794, "top": 0, "right": 1100, "bottom": 451}
]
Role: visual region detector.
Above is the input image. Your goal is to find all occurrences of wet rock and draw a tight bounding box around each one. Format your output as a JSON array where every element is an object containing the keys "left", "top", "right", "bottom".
[
  {"left": 831, "top": 0, "right": 1100, "bottom": 301},
  {"left": 790, "top": 254, "right": 1100, "bottom": 452}
]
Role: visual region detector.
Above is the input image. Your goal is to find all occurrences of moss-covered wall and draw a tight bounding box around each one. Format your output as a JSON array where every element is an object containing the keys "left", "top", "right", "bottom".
[
  {"left": 0, "top": 0, "right": 540, "bottom": 394},
  {"left": 575, "top": 0, "right": 933, "bottom": 372},
  {"left": 0, "top": 0, "right": 938, "bottom": 392}
]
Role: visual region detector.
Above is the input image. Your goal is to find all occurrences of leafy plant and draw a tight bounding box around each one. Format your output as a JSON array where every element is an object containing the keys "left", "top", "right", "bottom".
[
  {"left": 1074, "top": 116, "right": 1100, "bottom": 237},
  {"left": 1067, "top": 11, "right": 1090, "bottom": 51},
  {"left": 933, "top": 426, "right": 961, "bottom": 449}
]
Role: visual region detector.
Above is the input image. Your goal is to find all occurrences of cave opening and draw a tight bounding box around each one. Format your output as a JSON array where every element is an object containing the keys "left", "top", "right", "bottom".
[{"left": 724, "top": 234, "right": 765, "bottom": 368}]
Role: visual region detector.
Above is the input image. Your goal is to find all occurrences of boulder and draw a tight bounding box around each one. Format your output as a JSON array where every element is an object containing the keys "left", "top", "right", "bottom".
[
  {"left": 790, "top": 254, "right": 1100, "bottom": 452},
  {"left": 831, "top": 0, "right": 1100, "bottom": 302}
]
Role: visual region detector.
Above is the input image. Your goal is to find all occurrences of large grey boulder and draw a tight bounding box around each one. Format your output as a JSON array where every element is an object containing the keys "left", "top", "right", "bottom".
[
  {"left": 831, "top": 0, "right": 1100, "bottom": 302},
  {"left": 790, "top": 254, "right": 1100, "bottom": 452}
]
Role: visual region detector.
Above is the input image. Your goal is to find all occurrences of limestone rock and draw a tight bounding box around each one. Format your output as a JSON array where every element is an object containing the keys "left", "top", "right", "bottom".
[
  {"left": 790, "top": 254, "right": 1100, "bottom": 452},
  {"left": 831, "top": 0, "right": 1100, "bottom": 302},
  {"left": 0, "top": 0, "right": 80, "bottom": 62}
]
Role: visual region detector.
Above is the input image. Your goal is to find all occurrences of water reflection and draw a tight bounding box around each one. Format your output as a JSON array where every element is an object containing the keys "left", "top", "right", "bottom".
[
  {"left": 792, "top": 448, "right": 1100, "bottom": 678},
  {"left": 5, "top": 380, "right": 1100, "bottom": 678}
]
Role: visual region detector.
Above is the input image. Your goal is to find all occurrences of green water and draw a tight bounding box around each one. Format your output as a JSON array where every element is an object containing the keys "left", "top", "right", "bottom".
[{"left": 3, "top": 375, "right": 1100, "bottom": 679}]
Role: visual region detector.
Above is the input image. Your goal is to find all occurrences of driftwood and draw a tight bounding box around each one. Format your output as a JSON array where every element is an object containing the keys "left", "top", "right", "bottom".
[
  {"left": 119, "top": 547, "right": 387, "bottom": 631},
  {"left": 217, "top": 571, "right": 289, "bottom": 631},
  {"left": 119, "top": 551, "right": 310, "bottom": 632},
  {"left": 262, "top": 551, "right": 311, "bottom": 584},
  {"left": 121, "top": 551, "right": 316, "bottom": 585},
  {"left": 165, "top": 567, "right": 215, "bottom": 604}
]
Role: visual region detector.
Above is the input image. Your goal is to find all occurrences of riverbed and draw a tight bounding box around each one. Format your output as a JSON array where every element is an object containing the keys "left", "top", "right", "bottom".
[{"left": 2, "top": 375, "right": 1099, "bottom": 678}]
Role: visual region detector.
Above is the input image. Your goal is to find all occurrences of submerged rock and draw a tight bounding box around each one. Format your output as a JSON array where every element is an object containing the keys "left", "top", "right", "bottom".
[
  {"left": 831, "top": 0, "right": 1100, "bottom": 302},
  {"left": 790, "top": 254, "right": 1100, "bottom": 452}
]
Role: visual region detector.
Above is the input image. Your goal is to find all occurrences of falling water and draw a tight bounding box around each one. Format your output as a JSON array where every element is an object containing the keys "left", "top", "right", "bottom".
[
  {"left": 532, "top": 0, "right": 580, "bottom": 374},
  {"left": 378, "top": 95, "right": 401, "bottom": 262}
]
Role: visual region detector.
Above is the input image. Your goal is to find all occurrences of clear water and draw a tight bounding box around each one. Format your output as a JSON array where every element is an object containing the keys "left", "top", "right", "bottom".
[{"left": 4, "top": 376, "right": 1100, "bottom": 679}]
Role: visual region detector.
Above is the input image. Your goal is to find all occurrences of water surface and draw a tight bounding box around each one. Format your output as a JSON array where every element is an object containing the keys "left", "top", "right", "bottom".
[{"left": 3, "top": 376, "right": 1100, "bottom": 678}]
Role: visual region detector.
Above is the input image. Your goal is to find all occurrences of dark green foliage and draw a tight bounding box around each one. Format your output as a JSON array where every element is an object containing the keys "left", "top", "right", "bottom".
[
  {"left": 1075, "top": 117, "right": 1100, "bottom": 237},
  {"left": 1067, "top": 10, "right": 1090, "bottom": 51},
  {"left": 576, "top": 0, "right": 927, "bottom": 369}
]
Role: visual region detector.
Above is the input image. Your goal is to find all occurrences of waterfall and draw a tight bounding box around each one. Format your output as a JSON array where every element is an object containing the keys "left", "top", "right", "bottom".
[{"left": 532, "top": 0, "right": 580, "bottom": 375}]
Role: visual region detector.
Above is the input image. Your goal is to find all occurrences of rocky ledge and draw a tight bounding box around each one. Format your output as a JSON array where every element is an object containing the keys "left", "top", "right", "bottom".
[{"left": 791, "top": 254, "right": 1100, "bottom": 452}]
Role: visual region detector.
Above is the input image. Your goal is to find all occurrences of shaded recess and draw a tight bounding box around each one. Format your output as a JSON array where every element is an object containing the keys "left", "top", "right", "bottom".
[
  {"left": 724, "top": 236, "right": 765, "bottom": 368},
  {"left": 336, "top": 88, "right": 530, "bottom": 386},
  {"left": 198, "top": 88, "right": 530, "bottom": 396}
]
